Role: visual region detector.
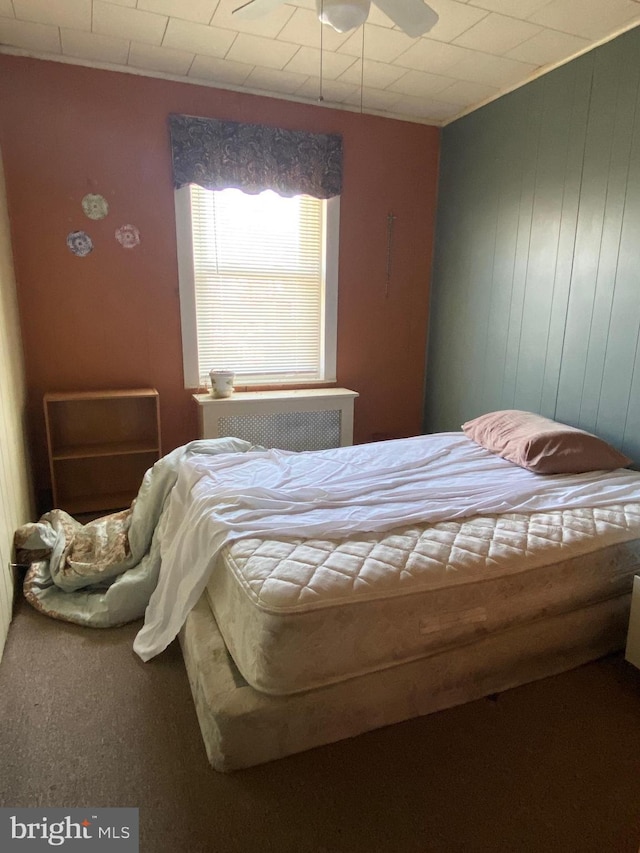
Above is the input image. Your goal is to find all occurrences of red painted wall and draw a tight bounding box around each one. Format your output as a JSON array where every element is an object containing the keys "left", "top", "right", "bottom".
[{"left": 0, "top": 55, "right": 439, "bottom": 509}]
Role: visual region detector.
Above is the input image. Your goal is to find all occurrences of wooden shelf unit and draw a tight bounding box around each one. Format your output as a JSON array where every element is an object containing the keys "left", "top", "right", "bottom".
[{"left": 44, "top": 388, "right": 161, "bottom": 515}]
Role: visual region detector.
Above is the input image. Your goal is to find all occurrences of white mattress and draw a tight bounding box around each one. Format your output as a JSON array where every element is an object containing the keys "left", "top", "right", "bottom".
[
  {"left": 206, "top": 502, "right": 640, "bottom": 695},
  {"left": 137, "top": 432, "right": 640, "bottom": 662}
]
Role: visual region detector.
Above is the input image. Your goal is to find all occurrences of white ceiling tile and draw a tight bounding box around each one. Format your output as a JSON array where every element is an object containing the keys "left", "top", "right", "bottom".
[
  {"left": 162, "top": 17, "right": 236, "bottom": 57},
  {"left": 13, "top": 0, "right": 91, "bottom": 31},
  {"left": 0, "top": 17, "right": 61, "bottom": 52},
  {"left": 92, "top": 1, "right": 168, "bottom": 45},
  {"left": 506, "top": 27, "right": 590, "bottom": 65},
  {"left": 338, "top": 23, "right": 415, "bottom": 62},
  {"left": 342, "top": 86, "right": 400, "bottom": 110},
  {"left": 227, "top": 31, "right": 298, "bottom": 67},
  {"left": 211, "top": 0, "right": 296, "bottom": 38},
  {"left": 423, "top": 101, "right": 463, "bottom": 120},
  {"left": 394, "top": 38, "right": 476, "bottom": 73},
  {"left": 296, "top": 75, "right": 357, "bottom": 102},
  {"left": 467, "top": 0, "right": 551, "bottom": 15},
  {"left": 422, "top": 0, "right": 490, "bottom": 43},
  {"left": 453, "top": 12, "right": 542, "bottom": 53},
  {"left": 435, "top": 78, "right": 500, "bottom": 105},
  {"left": 446, "top": 50, "right": 539, "bottom": 85},
  {"left": 529, "top": 0, "right": 640, "bottom": 39},
  {"left": 100, "top": 0, "right": 137, "bottom": 7},
  {"left": 0, "top": 0, "right": 14, "bottom": 15},
  {"left": 365, "top": 4, "right": 396, "bottom": 28},
  {"left": 338, "top": 56, "right": 407, "bottom": 87},
  {"left": 285, "top": 45, "right": 355, "bottom": 78},
  {"left": 137, "top": 0, "right": 219, "bottom": 25},
  {"left": 287, "top": 0, "right": 315, "bottom": 10},
  {"left": 189, "top": 53, "right": 254, "bottom": 84},
  {"left": 391, "top": 93, "right": 459, "bottom": 121},
  {"left": 128, "top": 40, "right": 194, "bottom": 74},
  {"left": 336, "top": 0, "right": 414, "bottom": 31},
  {"left": 388, "top": 67, "right": 458, "bottom": 97},
  {"left": 277, "top": 7, "right": 350, "bottom": 50},
  {"left": 244, "top": 64, "right": 307, "bottom": 93},
  {"left": 61, "top": 27, "right": 130, "bottom": 63}
]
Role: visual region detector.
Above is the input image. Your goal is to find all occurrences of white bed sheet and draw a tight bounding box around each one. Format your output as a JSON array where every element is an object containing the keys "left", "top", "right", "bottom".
[{"left": 134, "top": 432, "right": 640, "bottom": 661}]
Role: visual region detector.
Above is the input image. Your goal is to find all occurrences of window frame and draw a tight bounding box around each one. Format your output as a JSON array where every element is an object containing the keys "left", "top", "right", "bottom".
[{"left": 174, "top": 184, "right": 339, "bottom": 389}]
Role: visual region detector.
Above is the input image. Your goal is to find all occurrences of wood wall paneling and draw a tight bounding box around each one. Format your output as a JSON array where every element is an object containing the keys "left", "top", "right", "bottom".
[{"left": 426, "top": 27, "right": 640, "bottom": 464}]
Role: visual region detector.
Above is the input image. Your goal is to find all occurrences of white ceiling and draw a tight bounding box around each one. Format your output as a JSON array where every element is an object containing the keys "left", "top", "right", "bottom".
[{"left": 1, "top": 0, "right": 640, "bottom": 125}]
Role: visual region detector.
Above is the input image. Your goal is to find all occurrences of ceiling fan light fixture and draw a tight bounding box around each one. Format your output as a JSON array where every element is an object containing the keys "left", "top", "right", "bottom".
[{"left": 316, "top": 0, "right": 370, "bottom": 33}]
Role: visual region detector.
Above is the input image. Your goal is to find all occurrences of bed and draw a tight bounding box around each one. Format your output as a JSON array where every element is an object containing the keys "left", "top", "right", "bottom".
[
  {"left": 145, "top": 410, "right": 640, "bottom": 771},
  {"left": 18, "top": 410, "right": 639, "bottom": 772}
]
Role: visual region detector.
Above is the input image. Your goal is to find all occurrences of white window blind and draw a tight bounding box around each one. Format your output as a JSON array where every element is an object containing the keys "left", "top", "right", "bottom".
[{"left": 183, "top": 185, "right": 334, "bottom": 387}]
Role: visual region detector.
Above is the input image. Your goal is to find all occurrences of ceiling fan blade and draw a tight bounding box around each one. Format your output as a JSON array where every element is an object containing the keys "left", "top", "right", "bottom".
[
  {"left": 372, "top": 0, "right": 438, "bottom": 37},
  {"left": 232, "top": 0, "right": 285, "bottom": 19}
]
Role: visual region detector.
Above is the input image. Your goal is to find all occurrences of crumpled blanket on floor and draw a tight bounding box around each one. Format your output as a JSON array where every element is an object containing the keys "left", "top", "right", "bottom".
[{"left": 14, "top": 437, "right": 254, "bottom": 628}]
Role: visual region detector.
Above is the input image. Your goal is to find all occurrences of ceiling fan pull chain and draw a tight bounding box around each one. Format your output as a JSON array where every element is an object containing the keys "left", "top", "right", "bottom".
[
  {"left": 319, "top": 0, "right": 324, "bottom": 102},
  {"left": 360, "top": 23, "right": 365, "bottom": 113}
]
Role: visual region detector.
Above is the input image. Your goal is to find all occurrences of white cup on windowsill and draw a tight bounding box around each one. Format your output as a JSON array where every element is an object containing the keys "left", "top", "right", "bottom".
[{"left": 209, "top": 369, "right": 235, "bottom": 399}]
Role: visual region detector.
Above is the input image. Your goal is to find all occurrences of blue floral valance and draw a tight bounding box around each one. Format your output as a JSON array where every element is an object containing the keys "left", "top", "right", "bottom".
[{"left": 169, "top": 114, "right": 343, "bottom": 199}]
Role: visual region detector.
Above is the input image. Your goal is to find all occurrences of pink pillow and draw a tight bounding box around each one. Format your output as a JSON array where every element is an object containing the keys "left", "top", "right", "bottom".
[{"left": 462, "top": 409, "right": 631, "bottom": 475}]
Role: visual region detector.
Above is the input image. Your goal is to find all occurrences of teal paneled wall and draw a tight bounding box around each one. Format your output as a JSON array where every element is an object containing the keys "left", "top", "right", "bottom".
[{"left": 425, "top": 26, "right": 640, "bottom": 463}]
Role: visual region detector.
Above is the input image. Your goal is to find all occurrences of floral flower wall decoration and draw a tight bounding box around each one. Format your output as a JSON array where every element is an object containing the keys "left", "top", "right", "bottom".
[
  {"left": 82, "top": 193, "right": 109, "bottom": 220},
  {"left": 115, "top": 224, "right": 141, "bottom": 250},
  {"left": 66, "top": 230, "right": 94, "bottom": 257},
  {"left": 66, "top": 190, "right": 141, "bottom": 255}
]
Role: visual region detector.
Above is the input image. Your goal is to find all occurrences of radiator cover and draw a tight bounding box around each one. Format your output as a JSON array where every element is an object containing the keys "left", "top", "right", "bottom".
[{"left": 193, "top": 388, "right": 358, "bottom": 451}]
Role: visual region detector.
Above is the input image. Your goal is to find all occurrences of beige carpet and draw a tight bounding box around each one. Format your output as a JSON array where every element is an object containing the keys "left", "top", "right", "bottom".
[{"left": 1, "top": 598, "right": 640, "bottom": 853}]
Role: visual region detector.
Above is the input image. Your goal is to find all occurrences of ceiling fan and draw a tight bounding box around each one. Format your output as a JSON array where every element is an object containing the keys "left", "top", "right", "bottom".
[{"left": 232, "top": 0, "right": 439, "bottom": 38}]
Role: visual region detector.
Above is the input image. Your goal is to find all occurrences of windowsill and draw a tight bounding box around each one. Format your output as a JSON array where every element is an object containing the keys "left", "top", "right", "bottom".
[
  {"left": 190, "top": 379, "right": 339, "bottom": 395},
  {"left": 193, "top": 387, "right": 358, "bottom": 403}
]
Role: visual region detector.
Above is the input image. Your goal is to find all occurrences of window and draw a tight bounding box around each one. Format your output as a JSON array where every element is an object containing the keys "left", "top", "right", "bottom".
[{"left": 175, "top": 184, "right": 339, "bottom": 388}]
